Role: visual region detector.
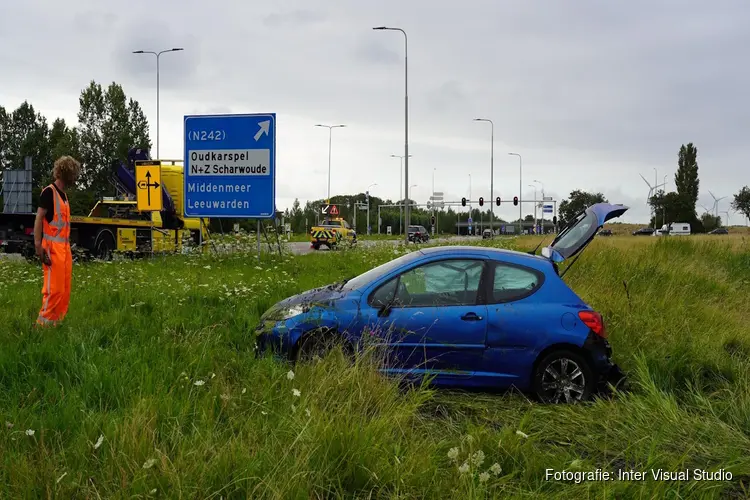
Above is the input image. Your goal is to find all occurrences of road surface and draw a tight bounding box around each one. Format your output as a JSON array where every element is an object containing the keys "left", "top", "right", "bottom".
[{"left": 285, "top": 236, "right": 476, "bottom": 255}]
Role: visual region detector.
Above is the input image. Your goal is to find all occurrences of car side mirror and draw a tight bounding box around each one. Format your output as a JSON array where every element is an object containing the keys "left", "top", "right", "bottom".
[{"left": 377, "top": 303, "right": 391, "bottom": 317}]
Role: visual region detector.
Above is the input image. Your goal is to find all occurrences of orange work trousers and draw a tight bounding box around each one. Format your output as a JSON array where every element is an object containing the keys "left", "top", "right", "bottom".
[{"left": 37, "top": 242, "right": 72, "bottom": 326}]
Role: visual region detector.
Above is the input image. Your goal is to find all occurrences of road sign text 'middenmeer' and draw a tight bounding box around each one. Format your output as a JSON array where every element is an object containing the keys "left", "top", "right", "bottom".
[{"left": 184, "top": 113, "right": 276, "bottom": 218}]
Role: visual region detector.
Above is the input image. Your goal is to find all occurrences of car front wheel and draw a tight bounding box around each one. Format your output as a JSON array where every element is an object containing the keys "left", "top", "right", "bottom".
[{"left": 532, "top": 350, "right": 595, "bottom": 404}]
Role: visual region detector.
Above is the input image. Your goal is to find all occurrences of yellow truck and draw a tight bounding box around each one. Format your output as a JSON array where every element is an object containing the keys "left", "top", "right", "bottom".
[
  {"left": 310, "top": 217, "right": 357, "bottom": 250},
  {"left": 0, "top": 148, "right": 210, "bottom": 260}
]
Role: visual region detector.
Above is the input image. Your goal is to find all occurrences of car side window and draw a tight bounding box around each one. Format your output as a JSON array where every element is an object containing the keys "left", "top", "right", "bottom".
[
  {"left": 369, "top": 277, "right": 399, "bottom": 307},
  {"left": 491, "top": 263, "right": 542, "bottom": 303},
  {"left": 393, "top": 259, "right": 484, "bottom": 307}
]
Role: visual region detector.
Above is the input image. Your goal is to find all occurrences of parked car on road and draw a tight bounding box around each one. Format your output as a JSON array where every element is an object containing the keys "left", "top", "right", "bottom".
[
  {"left": 482, "top": 228, "right": 492, "bottom": 239},
  {"left": 256, "top": 203, "right": 629, "bottom": 403},
  {"left": 632, "top": 227, "right": 654, "bottom": 236}
]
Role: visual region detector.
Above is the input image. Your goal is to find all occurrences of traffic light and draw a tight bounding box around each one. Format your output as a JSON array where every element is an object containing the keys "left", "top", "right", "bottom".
[
  {"left": 479, "top": 197, "right": 484, "bottom": 206},
  {"left": 430, "top": 215, "right": 436, "bottom": 226},
  {"left": 513, "top": 196, "right": 519, "bottom": 206},
  {"left": 496, "top": 197, "right": 501, "bottom": 206},
  {"left": 553, "top": 216, "right": 558, "bottom": 225},
  {"left": 461, "top": 197, "right": 466, "bottom": 207}
]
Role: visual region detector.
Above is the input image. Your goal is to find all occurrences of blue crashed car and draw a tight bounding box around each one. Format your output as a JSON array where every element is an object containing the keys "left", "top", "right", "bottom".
[{"left": 256, "top": 203, "right": 628, "bottom": 403}]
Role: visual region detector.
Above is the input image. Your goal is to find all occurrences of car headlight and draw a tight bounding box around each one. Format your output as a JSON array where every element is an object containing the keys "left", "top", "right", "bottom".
[{"left": 279, "top": 305, "right": 305, "bottom": 320}]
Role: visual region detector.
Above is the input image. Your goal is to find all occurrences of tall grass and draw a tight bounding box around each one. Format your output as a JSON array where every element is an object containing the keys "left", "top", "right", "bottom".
[{"left": 0, "top": 236, "right": 749, "bottom": 498}]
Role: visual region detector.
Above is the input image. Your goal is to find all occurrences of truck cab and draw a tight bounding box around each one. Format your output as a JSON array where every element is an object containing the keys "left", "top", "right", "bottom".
[{"left": 310, "top": 217, "right": 356, "bottom": 250}]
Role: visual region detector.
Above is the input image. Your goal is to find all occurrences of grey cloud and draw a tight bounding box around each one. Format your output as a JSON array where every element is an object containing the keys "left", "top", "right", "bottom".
[
  {"left": 353, "top": 40, "right": 401, "bottom": 65},
  {"left": 263, "top": 9, "right": 327, "bottom": 27}
]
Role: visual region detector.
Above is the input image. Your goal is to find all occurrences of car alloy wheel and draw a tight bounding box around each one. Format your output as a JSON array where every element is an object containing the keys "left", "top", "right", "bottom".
[{"left": 533, "top": 350, "right": 594, "bottom": 403}]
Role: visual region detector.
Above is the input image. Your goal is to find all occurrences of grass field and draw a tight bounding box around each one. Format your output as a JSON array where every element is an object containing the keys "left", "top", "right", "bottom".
[{"left": 1, "top": 234, "right": 750, "bottom": 498}]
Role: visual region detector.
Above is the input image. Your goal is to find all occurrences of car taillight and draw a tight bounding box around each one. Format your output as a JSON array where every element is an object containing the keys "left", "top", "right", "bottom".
[{"left": 578, "top": 310, "right": 606, "bottom": 338}]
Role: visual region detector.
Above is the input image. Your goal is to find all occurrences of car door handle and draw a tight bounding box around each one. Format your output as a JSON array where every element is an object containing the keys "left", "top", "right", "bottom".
[{"left": 461, "top": 312, "right": 483, "bottom": 321}]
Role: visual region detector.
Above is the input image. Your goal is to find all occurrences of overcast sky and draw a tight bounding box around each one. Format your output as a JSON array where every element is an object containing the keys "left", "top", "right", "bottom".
[{"left": 3, "top": 0, "right": 750, "bottom": 224}]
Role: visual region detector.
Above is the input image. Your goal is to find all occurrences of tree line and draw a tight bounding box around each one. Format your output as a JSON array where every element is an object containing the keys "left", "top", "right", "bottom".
[
  {"left": 557, "top": 143, "right": 750, "bottom": 232},
  {"left": 3, "top": 92, "right": 748, "bottom": 234},
  {"left": 0, "top": 81, "right": 151, "bottom": 215}
]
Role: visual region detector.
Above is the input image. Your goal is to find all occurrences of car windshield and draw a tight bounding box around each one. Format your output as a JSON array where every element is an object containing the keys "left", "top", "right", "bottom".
[{"left": 342, "top": 250, "right": 423, "bottom": 290}]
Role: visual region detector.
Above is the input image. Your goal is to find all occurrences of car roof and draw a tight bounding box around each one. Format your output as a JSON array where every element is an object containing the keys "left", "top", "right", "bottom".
[{"left": 417, "top": 245, "right": 552, "bottom": 271}]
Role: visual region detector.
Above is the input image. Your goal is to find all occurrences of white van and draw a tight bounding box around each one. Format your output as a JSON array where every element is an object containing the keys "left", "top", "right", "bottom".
[{"left": 653, "top": 222, "right": 691, "bottom": 236}]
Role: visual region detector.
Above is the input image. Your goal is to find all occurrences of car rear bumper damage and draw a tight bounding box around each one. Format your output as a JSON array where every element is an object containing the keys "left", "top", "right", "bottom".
[{"left": 582, "top": 331, "right": 627, "bottom": 394}]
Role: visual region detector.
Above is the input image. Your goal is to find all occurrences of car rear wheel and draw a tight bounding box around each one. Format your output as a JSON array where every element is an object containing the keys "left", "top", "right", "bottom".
[{"left": 533, "top": 349, "right": 595, "bottom": 404}]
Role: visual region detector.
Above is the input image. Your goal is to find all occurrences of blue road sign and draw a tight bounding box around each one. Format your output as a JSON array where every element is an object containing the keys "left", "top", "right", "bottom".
[
  {"left": 184, "top": 113, "right": 276, "bottom": 218},
  {"left": 468, "top": 217, "right": 473, "bottom": 224},
  {"left": 543, "top": 204, "right": 553, "bottom": 214}
]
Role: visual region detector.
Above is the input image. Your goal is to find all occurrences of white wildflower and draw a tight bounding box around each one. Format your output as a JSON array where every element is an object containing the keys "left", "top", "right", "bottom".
[
  {"left": 465, "top": 435, "right": 474, "bottom": 443},
  {"left": 194, "top": 380, "right": 205, "bottom": 386},
  {"left": 93, "top": 434, "right": 104, "bottom": 450},
  {"left": 490, "top": 463, "right": 502, "bottom": 475},
  {"left": 241, "top": 388, "right": 247, "bottom": 394},
  {"left": 516, "top": 430, "right": 529, "bottom": 439},
  {"left": 471, "top": 450, "right": 485, "bottom": 467},
  {"left": 447, "top": 447, "right": 460, "bottom": 460},
  {"left": 292, "top": 388, "right": 301, "bottom": 397},
  {"left": 142, "top": 458, "right": 157, "bottom": 469},
  {"left": 25, "top": 429, "right": 35, "bottom": 436},
  {"left": 479, "top": 472, "right": 490, "bottom": 483},
  {"left": 150, "top": 489, "right": 157, "bottom": 495},
  {"left": 458, "top": 462, "right": 470, "bottom": 474},
  {"left": 286, "top": 370, "right": 295, "bottom": 380}
]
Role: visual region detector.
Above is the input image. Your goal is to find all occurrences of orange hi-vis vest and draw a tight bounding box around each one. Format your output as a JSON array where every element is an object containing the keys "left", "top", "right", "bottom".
[{"left": 42, "top": 184, "right": 70, "bottom": 245}]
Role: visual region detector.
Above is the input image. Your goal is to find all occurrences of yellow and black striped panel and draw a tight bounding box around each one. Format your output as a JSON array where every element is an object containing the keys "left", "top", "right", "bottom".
[{"left": 310, "top": 229, "right": 335, "bottom": 240}]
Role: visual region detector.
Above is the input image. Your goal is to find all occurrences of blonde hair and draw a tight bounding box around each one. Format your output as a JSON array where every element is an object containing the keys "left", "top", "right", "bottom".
[{"left": 53, "top": 156, "right": 80, "bottom": 185}]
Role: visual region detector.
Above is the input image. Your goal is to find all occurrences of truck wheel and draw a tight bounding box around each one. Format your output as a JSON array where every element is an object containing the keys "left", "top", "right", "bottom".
[
  {"left": 93, "top": 229, "right": 116, "bottom": 261},
  {"left": 312, "top": 243, "right": 320, "bottom": 250}
]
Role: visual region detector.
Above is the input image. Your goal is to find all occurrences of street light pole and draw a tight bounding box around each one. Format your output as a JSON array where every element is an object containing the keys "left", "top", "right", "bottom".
[
  {"left": 473, "top": 119, "right": 494, "bottom": 234},
  {"left": 508, "top": 153, "right": 522, "bottom": 234},
  {"left": 391, "top": 154, "right": 412, "bottom": 235},
  {"left": 374, "top": 26, "right": 409, "bottom": 245},
  {"left": 533, "top": 179, "right": 545, "bottom": 234},
  {"left": 367, "top": 183, "right": 377, "bottom": 235},
  {"left": 132, "top": 47, "right": 184, "bottom": 159},
  {"left": 529, "top": 184, "right": 537, "bottom": 232},
  {"left": 315, "top": 124, "right": 346, "bottom": 201}
]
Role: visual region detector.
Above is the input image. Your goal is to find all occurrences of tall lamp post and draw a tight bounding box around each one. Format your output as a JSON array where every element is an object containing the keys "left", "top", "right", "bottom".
[
  {"left": 508, "top": 152, "right": 522, "bottom": 234},
  {"left": 473, "top": 118, "right": 494, "bottom": 234},
  {"left": 533, "top": 179, "right": 545, "bottom": 233},
  {"left": 529, "top": 184, "right": 538, "bottom": 232},
  {"left": 132, "top": 47, "right": 184, "bottom": 159},
  {"left": 315, "top": 124, "right": 346, "bottom": 201},
  {"left": 367, "top": 183, "right": 377, "bottom": 235},
  {"left": 390, "top": 154, "right": 412, "bottom": 235},
  {"left": 374, "top": 26, "right": 409, "bottom": 245}
]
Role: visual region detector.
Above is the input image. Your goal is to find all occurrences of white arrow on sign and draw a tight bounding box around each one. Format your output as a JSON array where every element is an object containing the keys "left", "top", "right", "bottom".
[{"left": 254, "top": 120, "right": 270, "bottom": 141}]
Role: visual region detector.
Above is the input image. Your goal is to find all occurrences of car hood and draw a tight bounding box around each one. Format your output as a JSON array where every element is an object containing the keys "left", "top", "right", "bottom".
[
  {"left": 542, "top": 202, "right": 629, "bottom": 262},
  {"left": 260, "top": 283, "right": 352, "bottom": 321}
]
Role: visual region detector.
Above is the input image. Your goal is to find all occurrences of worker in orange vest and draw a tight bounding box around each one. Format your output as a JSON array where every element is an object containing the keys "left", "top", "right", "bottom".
[{"left": 34, "top": 156, "right": 80, "bottom": 326}]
